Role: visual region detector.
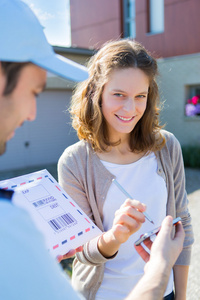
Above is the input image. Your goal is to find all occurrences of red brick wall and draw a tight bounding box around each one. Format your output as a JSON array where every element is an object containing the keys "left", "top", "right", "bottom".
[
  {"left": 136, "top": 0, "right": 200, "bottom": 58},
  {"left": 70, "top": 0, "right": 122, "bottom": 49},
  {"left": 70, "top": 0, "right": 200, "bottom": 57}
]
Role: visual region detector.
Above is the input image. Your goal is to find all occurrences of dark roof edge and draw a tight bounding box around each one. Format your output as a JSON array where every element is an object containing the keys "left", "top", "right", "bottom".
[{"left": 53, "top": 45, "right": 95, "bottom": 56}]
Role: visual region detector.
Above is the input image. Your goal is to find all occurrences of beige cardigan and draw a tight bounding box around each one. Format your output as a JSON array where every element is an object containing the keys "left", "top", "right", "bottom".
[{"left": 58, "top": 130, "right": 194, "bottom": 300}]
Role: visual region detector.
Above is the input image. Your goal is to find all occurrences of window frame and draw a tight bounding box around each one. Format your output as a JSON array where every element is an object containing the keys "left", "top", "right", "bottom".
[
  {"left": 185, "top": 84, "right": 200, "bottom": 118},
  {"left": 147, "top": 0, "right": 164, "bottom": 35},
  {"left": 123, "top": 0, "right": 136, "bottom": 38}
]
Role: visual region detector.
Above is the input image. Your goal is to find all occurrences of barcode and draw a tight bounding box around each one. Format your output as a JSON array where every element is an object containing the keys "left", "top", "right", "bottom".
[
  {"left": 33, "top": 196, "right": 56, "bottom": 207},
  {"left": 48, "top": 213, "right": 77, "bottom": 232}
]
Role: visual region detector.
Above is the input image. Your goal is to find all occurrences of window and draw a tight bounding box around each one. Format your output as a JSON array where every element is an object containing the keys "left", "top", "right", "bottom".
[
  {"left": 123, "top": 0, "right": 136, "bottom": 38},
  {"left": 185, "top": 85, "right": 200, "bottom": 117},
  {"left": 148, "top": 0, "right": 164, "bottom": 34}
]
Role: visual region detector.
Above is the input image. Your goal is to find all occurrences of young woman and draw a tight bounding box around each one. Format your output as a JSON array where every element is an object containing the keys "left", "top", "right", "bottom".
[{"left": 58, "top": 40, "right": 194, "bottom": 300}]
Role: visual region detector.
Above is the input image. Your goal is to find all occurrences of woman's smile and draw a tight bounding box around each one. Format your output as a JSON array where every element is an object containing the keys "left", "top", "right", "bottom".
[{"left": 115, "top": 114, "right": 135, "bottom": 122}]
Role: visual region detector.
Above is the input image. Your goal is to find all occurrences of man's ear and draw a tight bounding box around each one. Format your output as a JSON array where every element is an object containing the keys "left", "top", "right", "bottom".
[
  {"left": 0, "top": 61, "right": 3, "bottom": 76},
  {"left": 0, "top": 61, "right": 6, "bottom": 97}
]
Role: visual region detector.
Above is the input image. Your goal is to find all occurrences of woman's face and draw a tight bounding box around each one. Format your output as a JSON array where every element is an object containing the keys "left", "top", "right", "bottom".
[{"left": 101, "top": 67, "right": 149, "bottom": 142}]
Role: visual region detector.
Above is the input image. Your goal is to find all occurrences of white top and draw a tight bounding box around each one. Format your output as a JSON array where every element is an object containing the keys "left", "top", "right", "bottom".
[{"left": 95, "top": 152, "right": 173, "bottom": 300}]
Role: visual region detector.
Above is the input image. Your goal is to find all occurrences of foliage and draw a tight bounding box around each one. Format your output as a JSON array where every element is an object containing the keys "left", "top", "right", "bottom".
[
  {"left": 182, "top": 145, "right": 200, "bottom": 168},
  {"left": 60, "top": 257, "right": 74, "bottom": 277},
  {"left": 185, "top": 95, "right": 200, "bottom": 117}
]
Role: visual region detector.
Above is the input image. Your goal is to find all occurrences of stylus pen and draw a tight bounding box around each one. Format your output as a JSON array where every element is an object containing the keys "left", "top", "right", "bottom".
[{"left": 112, "top": 179, "right": 154, "bottom": 225}]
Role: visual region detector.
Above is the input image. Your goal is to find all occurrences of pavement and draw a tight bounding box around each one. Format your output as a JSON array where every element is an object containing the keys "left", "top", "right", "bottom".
[
  {"left": 0, "top": 165, "right": 199, "bottom": 298},
  {"left": 185, "top": 168, "right": 200, "bottom": 299}
]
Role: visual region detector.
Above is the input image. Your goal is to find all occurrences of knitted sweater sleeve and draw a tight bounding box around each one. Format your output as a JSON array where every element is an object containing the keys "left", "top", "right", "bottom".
[
  {"left": 57, "top": 144, "right": 115, "bottom": 266},
  {"left": 171, "top": 135, "right": 194, "bottom": 265},
  {"left": 161, "top": 131, "right": 194, "bottom": 265}
]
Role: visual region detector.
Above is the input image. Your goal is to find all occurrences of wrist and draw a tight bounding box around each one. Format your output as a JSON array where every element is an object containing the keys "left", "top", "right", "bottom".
[
  {"left": 97, "top": 231, "right": 120, "bottom": 258},
  {"left": 145, "top": 258, "right": 171, "bottom": 284}
]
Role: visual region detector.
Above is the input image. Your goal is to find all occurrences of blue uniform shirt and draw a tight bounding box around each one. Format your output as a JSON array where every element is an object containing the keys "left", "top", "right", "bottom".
[{"left": 0, "top": 190, "right": 83, "bottom": 300}]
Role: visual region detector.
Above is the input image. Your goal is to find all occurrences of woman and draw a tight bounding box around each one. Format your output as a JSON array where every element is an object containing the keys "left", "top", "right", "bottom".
[{"left": 58, "top": 39, "right": 194, "bottom": 300}]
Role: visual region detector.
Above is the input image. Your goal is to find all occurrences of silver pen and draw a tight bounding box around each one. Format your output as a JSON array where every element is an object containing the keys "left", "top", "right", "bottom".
[{"left": 112, "top": 179, "right": 154, "bottom": 225}]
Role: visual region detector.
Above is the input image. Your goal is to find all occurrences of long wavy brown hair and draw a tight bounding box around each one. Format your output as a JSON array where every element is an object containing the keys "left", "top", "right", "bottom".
[{"left": 70, "top": 39, "right": 165, "bottom": 152}]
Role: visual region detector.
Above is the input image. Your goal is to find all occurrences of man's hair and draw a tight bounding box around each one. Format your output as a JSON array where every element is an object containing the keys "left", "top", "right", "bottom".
[
  {"left": 70, "top": 39, "right": 165, "bottom": 152},
  {"left": 1, "top": 62, "right": 30, "bottom": 95}
]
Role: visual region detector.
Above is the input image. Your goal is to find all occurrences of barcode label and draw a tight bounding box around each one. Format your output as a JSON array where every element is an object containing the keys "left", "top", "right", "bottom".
[
  {"left": 33, "top": 196, "right": 56, "bottom": 207},
  {"left": 48, "top": 213, "right": 77, "bottom": 232}
]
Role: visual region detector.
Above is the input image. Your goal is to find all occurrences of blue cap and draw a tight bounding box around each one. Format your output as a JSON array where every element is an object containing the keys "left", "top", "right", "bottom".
[{"left": 0, "top": 0, "right": 88, "bottom": 81}]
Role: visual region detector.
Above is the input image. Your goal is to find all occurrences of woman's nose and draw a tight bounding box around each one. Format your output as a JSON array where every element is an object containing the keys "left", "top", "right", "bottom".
[{"left": 123, "top": 97, "right": 135, "bottom": 112}]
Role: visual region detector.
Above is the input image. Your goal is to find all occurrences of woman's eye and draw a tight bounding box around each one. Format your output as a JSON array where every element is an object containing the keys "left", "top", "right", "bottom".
[
  {"left": 114, "top": 93, "right": 123, "bottom": 97},
  {"left": 136, "top": 95, "right": 147, "bottom": 99}
]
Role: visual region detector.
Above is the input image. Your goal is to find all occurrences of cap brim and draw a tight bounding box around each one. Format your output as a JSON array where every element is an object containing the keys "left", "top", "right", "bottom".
[{"left": 32, "top": 53, "right": 88, "bottom": 82}]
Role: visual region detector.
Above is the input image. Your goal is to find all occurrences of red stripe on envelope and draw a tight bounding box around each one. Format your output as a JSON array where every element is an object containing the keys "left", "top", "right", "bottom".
[{"left": 53, "top": 244, "right": 59, "bottom": 249}]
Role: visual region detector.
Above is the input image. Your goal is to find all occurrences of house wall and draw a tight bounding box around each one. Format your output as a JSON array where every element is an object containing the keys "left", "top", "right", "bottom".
[
  {"left": 70, "top": 0, "right": 122, "bottom": 49},
  {"left": 158, "top": 53, "right": 200, "bottom": 146},
  {"left": 70, "top": 0, "right": 200, "bottom": 58},
  {"left": 0, "top": 90, "right": 78, "bottom": 172},
  {"left": 136, "top": 0, "right": 200, "bottom": 58}
]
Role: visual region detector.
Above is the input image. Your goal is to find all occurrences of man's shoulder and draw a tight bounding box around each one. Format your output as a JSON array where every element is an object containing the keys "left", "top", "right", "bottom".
[
  {"left": 0, "top": 199, "right": 36, "bottom": 227},
  {"left": 0, "top": 199, "right": 44, "bottom": 244}
]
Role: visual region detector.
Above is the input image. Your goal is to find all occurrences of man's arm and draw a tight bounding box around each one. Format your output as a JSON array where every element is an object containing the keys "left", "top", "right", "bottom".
[{"left": 125, "top": 216, "right": 185, "bottom": 300}]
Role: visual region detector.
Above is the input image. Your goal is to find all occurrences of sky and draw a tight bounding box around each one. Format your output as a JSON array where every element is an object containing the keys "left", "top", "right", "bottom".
[{"left": 23, "top": 0, "right": 71, "bottom": 47}]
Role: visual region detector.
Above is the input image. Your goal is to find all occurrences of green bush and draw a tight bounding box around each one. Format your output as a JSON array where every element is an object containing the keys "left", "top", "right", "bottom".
[
  {"left": 182, "top": 145, "right": 200, "bottom": 168},
  {"left": 60, "top": 257, "right": 74, "bottom": 277}
]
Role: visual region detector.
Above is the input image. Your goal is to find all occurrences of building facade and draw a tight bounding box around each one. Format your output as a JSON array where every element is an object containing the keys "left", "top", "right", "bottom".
[
  {"left": 70, "top": 0, "right": 200, "bottom": 58},
  {"left": 70, "top": 0, "right": 200, "bottom": 147},
  {"left": 70, "top": 0, "right": 123, "bottom": 49}
]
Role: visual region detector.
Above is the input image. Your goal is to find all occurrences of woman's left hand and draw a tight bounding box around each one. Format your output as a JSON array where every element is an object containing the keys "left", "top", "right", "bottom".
[{"left": 57, "top": 246, "right": 83, "bottom": 262}]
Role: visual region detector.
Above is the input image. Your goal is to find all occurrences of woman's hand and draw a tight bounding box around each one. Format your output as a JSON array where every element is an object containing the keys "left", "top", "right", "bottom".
[
  {"left": 98, "top": 199, "right": 146, "bottom": 258},
  {"left": 111, "top": 199, "right": 146, "bottom": 243},
  {"left": 57, "top": 246, "right": 83, "bottom": 263}
]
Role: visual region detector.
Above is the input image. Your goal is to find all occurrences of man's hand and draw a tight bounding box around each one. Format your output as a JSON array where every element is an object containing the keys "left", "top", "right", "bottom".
[
  {"left": 125, "top": 216, "right": 185, "bottom": 300},
  {"left": 134, "top": 215, "right": 185, "bottom": 268}
]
